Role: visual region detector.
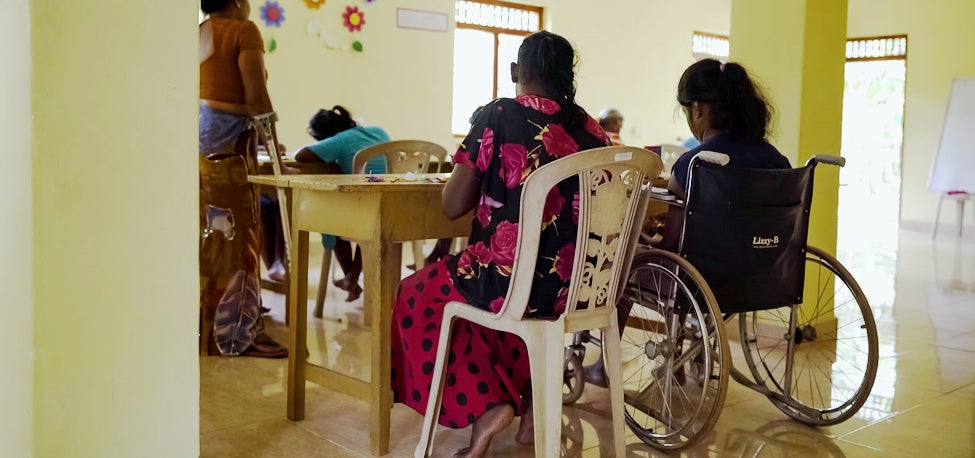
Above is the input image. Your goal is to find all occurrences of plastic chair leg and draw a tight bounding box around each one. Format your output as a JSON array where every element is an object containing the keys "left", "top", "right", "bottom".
[
  {"left": 528, "top": 330, "right": 566, "bottom": 458},
  {"left": 601, "top": 321, "right": 627, "bottom": 458},
  {"left": 314, "top": 249, "right": 332, "bottom": 318},
  {"left": 933, "top": 194, "right": 944, "bottom": 239},
  {"left": 414, "top": 312, "right": 458, "bottom": 457}
]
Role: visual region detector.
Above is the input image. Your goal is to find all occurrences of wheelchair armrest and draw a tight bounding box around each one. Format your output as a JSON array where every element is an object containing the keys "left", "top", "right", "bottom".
[{"left": 806, "top": 154, "right": 846, "bottom": 168}]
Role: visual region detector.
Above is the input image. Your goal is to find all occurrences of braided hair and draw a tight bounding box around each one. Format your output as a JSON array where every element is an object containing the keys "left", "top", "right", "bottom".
[
  {"left": 516, "top": 31, "right": 585, "bottom": 128},
  {"left": 677, "top": 58, "right": 773, "bottom": 141},
  {"left": 307, "top": 105, "right": 358, "bottom": 141}
]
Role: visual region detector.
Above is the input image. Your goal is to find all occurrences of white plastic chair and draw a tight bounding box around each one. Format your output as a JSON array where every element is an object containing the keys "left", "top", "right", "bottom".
[
  {"left": 314, "top": 140, "right": 449, "bottom": 318},
  {"left": 414, "top": 146, "right": 663, "bottom": 458}
]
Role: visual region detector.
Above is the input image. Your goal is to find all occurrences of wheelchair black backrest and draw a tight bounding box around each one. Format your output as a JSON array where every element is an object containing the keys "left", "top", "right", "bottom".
[{"left": 680, "top": 160, "right": 815, "bottom": 313}]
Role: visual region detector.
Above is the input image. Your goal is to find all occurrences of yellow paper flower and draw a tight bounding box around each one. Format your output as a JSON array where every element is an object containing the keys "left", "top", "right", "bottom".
[{"left": 304, "top": 0, "right": 326, "bottom": 9}]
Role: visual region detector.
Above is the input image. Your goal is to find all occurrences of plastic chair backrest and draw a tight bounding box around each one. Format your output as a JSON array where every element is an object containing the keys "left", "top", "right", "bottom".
[
  {"left": 680, "top": 154, "right": 816, "bottom": 312},
  {"left": 352, "top": 140, "right": 447, "bottom": 174},
  {"left": 491, "top": 146, "right": 663, "bottom": 321}
]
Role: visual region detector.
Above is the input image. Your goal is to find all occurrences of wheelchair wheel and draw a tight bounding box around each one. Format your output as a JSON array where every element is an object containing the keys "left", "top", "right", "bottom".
[
  {"left": 738, "top": 245, "right": 878, "bottom": 425},
  {"left": 619, "top": 249, "right": 730, "bottom": 449},
  {"left": 562, "top": 344, "right": 586, "bottom": 405}
]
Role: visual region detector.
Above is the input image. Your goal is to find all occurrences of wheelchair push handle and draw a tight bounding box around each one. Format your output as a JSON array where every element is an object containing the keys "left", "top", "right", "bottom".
[
  {"left": 694, "top": 151, "right": 731, "bottom": 166},
  {"left": 806, "top": 154, "right": 846, "bottom": 168}
]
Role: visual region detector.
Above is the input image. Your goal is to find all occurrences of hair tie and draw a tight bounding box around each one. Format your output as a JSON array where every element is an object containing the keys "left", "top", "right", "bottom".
[{"left": 719, "top": 62, "right": 726, "bottom": 72}]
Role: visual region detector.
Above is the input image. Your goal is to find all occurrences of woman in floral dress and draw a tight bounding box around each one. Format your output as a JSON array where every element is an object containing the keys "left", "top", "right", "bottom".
[{"left": 391, "top": 31, "right": 610, "bottom": 458}]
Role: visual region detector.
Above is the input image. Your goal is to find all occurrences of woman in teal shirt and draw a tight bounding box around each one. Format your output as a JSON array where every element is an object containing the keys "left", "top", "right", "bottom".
[{"left": 296, "top": 105, "right": 390, "bottom": 300}]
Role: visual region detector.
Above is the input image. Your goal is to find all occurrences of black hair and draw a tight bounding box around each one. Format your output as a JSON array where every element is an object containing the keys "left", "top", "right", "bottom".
[
  {"left": 677, "top": 58, "right": 773, "bottom": 141},
  {"left": 201, "top": 0, "right": 230, "bottom": 14},
  {"left": 516, "top": 31, "right": 584, "bottom": 128},
  {"left": 307, "top": 106, "right": 357, "bottom": 141}
]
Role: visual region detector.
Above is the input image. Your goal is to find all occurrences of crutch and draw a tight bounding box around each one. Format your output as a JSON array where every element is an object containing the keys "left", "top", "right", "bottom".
[{"left": 251, "top": 112, "right": 292, "bottom": 264}]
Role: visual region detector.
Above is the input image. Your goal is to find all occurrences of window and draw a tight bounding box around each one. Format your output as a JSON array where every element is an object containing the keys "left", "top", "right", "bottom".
[
  {"left": 846, "top": 35, "right": 908, "bottom": 61},
  {"left": 452, "top": 1, "right": 543, "bottom": 135},
  {"left": 692, "top": 31, "right": 730, "bottom": 61}
]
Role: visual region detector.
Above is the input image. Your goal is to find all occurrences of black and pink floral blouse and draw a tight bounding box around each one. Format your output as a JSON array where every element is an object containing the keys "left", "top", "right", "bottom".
[{"left": 447, "top": 95, "right": 611, "bottom": 318}]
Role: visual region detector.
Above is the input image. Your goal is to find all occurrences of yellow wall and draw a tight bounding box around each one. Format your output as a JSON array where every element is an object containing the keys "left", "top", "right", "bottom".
[
  {"left": 256, "top": 1, "right": 456, "bottom": 152},
  {"left": 848, "top": 0, "right": 975, "bottom": 228},
  {"left": 255, "top": 0, "right": 730, "bottom": 152},
  {"left": 0, "top": 0, "right": 34, "bottom": 456},
  {"left": 30, "top": 0, "right": 199, "bottom": 456},
  {"left": 731, "top": 0, "right": 847, "bottom": 255}
]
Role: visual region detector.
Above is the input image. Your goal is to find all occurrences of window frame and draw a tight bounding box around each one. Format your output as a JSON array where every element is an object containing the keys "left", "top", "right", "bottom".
[{"left": 453, "top": 0, "right": 544, "bottom": 136}]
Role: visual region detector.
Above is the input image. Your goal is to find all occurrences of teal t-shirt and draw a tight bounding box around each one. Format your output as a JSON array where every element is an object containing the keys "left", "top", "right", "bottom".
[{"left": 305, "top": 126, "right": 390, "bottom": 174}]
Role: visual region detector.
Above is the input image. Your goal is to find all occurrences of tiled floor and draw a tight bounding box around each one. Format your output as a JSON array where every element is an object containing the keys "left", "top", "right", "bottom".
[{"left": 201, "top": 230, "right": 975, "bottom": 457}]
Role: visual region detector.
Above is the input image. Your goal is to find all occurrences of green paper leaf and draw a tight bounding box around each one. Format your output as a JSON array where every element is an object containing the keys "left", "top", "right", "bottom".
[
  {"left": 269, "top": 38, "right": 277, "bottom": 53},
  {"left": 352, "top": 41, "right": 363, "bottom": 52}
]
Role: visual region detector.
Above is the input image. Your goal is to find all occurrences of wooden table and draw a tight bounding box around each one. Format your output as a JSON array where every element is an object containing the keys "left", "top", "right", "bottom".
[
  {"left": 254, "top": 158, "right": 340, "bottom": 293},
  {"left": 247, "top": 173, "right": 471, "bottom": 456}
]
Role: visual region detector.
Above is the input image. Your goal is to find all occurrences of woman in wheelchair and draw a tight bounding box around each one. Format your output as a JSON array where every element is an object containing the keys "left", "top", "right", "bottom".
[
  {"left": 668, "top": 58, "right": 791, "bottom": 199},
  {"left": 586, "top": 58, "right": 792, "bottom": 387},
  {"left": 390, "top": 31, "right": 611, "bottom": 458}
]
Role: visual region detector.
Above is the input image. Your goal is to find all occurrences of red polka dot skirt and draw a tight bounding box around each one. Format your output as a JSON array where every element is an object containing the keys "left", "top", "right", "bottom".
[{"left": 391, "top": 257, "right": 531, "bottom": 429}]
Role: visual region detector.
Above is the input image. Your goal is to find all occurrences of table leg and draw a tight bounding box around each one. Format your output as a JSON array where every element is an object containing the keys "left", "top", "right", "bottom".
[
  {"left": 362, "top": 239, "right": 400, "bottom": 456},
  {"left": 287, "top": 228, "right": 309, "bottom": 421}
]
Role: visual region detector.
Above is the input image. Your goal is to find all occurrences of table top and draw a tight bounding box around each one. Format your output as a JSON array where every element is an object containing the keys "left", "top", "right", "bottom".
[{"left": 248, "top": 173, "right": 451, "bottom": 192}]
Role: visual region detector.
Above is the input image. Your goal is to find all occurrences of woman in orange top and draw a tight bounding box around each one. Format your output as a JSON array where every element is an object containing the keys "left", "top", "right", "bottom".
[{"left": 199, "top": 0, "right": 285, "bottom": 358}]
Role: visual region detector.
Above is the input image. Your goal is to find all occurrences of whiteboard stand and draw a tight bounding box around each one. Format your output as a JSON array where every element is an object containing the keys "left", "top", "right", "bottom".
[{"left": 932, "top": 191, "right": 973, "bottom": 239}]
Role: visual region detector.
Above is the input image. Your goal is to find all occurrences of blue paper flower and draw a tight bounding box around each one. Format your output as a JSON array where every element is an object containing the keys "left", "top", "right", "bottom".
[{"left": 260, "top": 1, "right": 285, "bottom": 27}]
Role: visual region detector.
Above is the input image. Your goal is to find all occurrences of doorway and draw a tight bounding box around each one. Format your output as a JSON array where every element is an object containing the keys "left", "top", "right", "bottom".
[{"left": 837, "top": 36, "right": 907, "bottom": 291}]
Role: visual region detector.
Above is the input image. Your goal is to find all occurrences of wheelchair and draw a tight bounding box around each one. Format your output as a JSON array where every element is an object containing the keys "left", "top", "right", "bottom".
[{"left": 561, "top": 152, "right": 879, "bottom": 450}]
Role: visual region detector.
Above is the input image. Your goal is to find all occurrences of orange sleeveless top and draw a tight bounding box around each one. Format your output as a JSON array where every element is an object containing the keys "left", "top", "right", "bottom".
[{"left": 200, "top": 18, "right": 264, "bottom": 104}]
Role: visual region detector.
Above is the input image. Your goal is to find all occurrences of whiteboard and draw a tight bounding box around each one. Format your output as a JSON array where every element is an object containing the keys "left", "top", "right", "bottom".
[{"left": 929, "top": 77, "right": 975, "bottom": 192}]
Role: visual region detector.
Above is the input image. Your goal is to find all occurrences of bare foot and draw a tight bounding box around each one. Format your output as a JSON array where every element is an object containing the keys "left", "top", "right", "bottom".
[
  {"left": 332, "top": 276, "right": 352, "bottom": 292},
  {"left": 454, "top": 404, "right": 514, "bottom": 458},
  {"left": 515, "top": 406, "right": 534, "bottom": 445},
  {"left": 345, "top": 284, "right": 363, "bottom": 302},
  {"left": 267, "top": 260, "right": 287, "bottom": 283}
]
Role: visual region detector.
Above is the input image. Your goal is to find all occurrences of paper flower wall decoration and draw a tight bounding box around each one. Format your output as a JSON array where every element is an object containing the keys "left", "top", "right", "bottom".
[
  {"left": 364, "top": 0, "right": 376, "bottom": 4},
  {"left": 304, "top": 0, "right": 326, "bottom": 9},
  {"left": 342, "top": 6, "right": 365, "bottom": 32},
  {"left": 260, "top": 1, "right": 285, "bottom": 27}
]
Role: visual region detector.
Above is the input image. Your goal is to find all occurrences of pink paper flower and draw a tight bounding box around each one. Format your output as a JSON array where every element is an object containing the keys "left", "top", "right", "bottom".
[
  {"left": 342, "top": 6, "right": 365, "bottom": 32},
  {"left": 490, "top": 221, "right": 519, "bottom": 275},
  {"left": 541, "top": 123, "right": 579, "bottom": 158},
  {"left": 498, "top": 143, "right": 528, "bottom": 189},
  {"left": 476, "top": 127, "right": 494, "bottom": 172}
]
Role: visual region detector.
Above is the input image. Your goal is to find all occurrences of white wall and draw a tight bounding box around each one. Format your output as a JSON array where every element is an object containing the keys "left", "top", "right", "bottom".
[
  {"left": 256, "top": 0, "right": 730, "bottom": 153},
  {"left": 848, "top": 0, "right": 975, "bottom": 228},
  {"left": 258, "top": 0, "right": 456, "bottom": 152},
  {"left": 537, "top": 0, "right": 731, "bottom": 148},
  {"left": 30, "top": 0, "right": 199, "bottom": 456},
  {"left": 0, "top": 0, "right": 34, "bottom": 456}
]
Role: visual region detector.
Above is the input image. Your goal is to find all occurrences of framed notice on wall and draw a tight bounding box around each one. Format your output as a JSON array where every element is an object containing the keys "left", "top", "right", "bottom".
[
  {"left": 396, "top": 8, "right": 449, "bottom": 33},
  {"left": 929, "top": 77, "right": 975, "bottom": 192}
]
